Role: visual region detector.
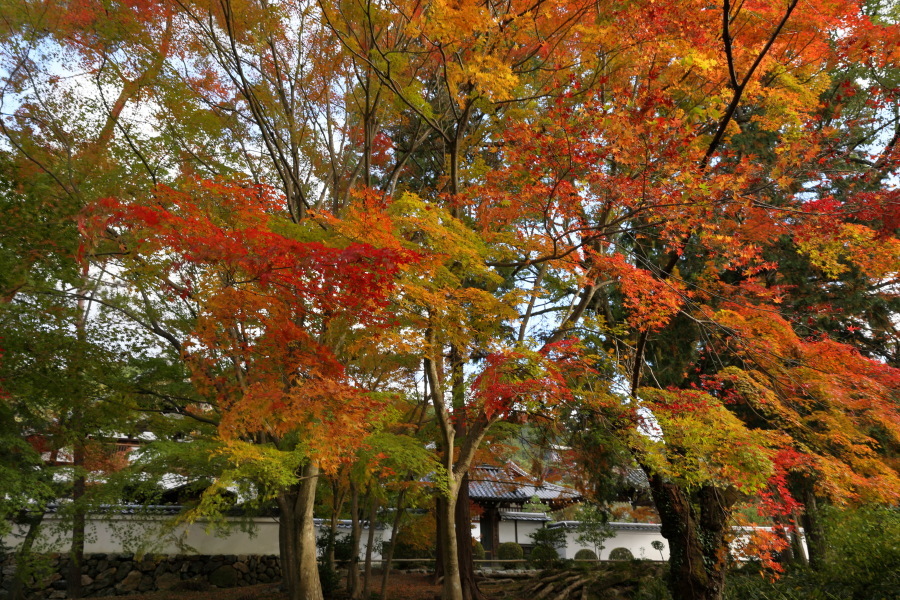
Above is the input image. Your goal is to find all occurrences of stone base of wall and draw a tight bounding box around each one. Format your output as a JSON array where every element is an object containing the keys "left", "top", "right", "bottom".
[{"left": 0, "top": 553, "right": 282, "bottom": 599}]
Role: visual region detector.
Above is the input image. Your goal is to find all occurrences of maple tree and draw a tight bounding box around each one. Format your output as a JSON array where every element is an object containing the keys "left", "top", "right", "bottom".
[
  {"left": 0, "top": 0, "right": 181, "bottom": 589},
  {"left": 2, "top": 1, "right": 900, "bottom": 600},
  {"left": 88, "top": 177, "right": 414, "bottom": 600},
  {"left": 449, "top": 0, "right": 900, "bottom": 597}
]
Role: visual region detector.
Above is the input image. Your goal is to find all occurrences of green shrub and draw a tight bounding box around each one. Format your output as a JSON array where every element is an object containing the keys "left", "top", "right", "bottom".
[
  {"left": 724, "top": 569, "right": 831, "bottom": 600},
  {"left": 819, "top": 506, "right": 900, "bottom": 598},
  {"left": 527, "top": 526, "right": 567, "bottom": 569},
  {"left": 574, "top": 548, "right": 598, "bottom": 560},
  {"left": 317, "top": 561, "right": 342, "bottom": 596},
  {"left": 609, "top": 547, "right": 634, "bottom": 561},
  {"left": 317, "top": 530, "right": 354, "bottom": 566},
  {"left": 529, "top": 526, "right": 567, "bottom": 550},
  {"left": 383, "top": 538, "right": 434, "bottom": 570},
  {"left": 497, "top": 542, "right": 524, "bottom": 569},
  {"left": 472, "top": 540, "right": 485, "bottom": 560},
  {"left": 529, "top": 544, "right": 561, "bottom": 569},
  {"left": 724, "top": 507, "right": 900, "bottom": 600},
  {"left": 634, "top": 571, "right": 673, "bottom": 600}
]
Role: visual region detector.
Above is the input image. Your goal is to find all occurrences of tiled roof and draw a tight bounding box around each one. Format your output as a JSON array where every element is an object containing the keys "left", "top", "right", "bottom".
[
  {"left": 499, "top": 511, "right": 551, "bottom": 522},
  {"left": 37, "top": 504, "right": 185, "bottom": 516},
  {"left": 468, "top": 464, "right": 582, "bottom": 507},
  {"left": 548, "top": 520, "right": 662, "bottom": 532},
  {"left": 623, "top": 467, "right": 650, "bottom": 489}
]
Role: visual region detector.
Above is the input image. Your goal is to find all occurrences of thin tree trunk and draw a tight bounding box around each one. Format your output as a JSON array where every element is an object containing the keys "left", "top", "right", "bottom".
[
  {"left": 326, "top": 517, "right": 338, "bottom": 572},
  {"left": 455, "top": 473, "right": 483, "bottom": 600},
  {"left": 790, "top": 510, "right": 809, "bottom": 566},
  {"left": 347, "top": 483, "right": 362, "bottom": 598},
  {"left": 66, "top": 452, "right": 86, "bottom": 599},
  {"left": 326, "top": 477, "right": 342, "bottom": 572},
  {"left": 11, "top": 510, "right": 45, "bottom": 600},
  {"left": 433, "top": 494, "right": 447, "bottom": 584},
  {"left": 380, "top": 489, "right": 407, "bottom": 600},
  {"left": 362, "top": 495, "right": 379, "bottom": 597},
  {"left": 67, "top": 279, "right": 89, "bottom": 600}
]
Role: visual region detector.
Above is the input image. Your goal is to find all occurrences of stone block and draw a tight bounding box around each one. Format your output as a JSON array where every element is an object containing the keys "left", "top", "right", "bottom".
[
  {"left": 139, "top": 560, "right": 157, "bottom": 572},
  {"left": 208, "top": 565, "right": 238, "bottom": 588},
  {"left": 115, "top": 570, "right": 143, "bottom": 593},
  {"left": 156, "top": 572, "right": 181, "bottom": 590},
  {"left": 97, "top": 567, "right": 117, "bottom": 583}
]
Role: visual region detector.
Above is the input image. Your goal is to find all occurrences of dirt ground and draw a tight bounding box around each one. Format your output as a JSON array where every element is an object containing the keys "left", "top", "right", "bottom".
[{"left": 88, "top": 566, "right": 660, "bottom": 600}]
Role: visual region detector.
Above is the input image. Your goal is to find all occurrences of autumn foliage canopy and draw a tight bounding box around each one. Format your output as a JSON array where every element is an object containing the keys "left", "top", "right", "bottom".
[{"left": 2, "top": 0, "right": 900, "bottom": 598}]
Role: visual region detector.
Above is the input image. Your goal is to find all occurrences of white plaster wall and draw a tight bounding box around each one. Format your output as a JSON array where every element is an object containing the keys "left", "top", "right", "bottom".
[
  {"left": 2, "top": 515, "right": 388, "bottom": 560},
  {"left": 4, "top": 515, "right": 798, "bottom": 565},
  {"left": 558, "top": 525, "right": 668, "bottom": 560},
  {"left": 492, "top": 520, "right": 546, "bottom": 546}
]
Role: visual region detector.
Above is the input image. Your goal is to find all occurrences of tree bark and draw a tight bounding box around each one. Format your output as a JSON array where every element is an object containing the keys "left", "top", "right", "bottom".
[
  {"left": 380, "top": 489, "right": 406, "bottom": 600},
  {"left": 326, "top": 475, "right": 345, "bottom": 572},
  {"left": 439, "top": 483, "right": 464, "bottom": 600},
  {"left": 278, "top": 493, "right": 299, "bottom": 597},
  {"left": 295, "top": 462, "right": 323, "bottom": 600},
  {"left": 433, "top": 446, "right": 482, "bottom": 600},
  {"left": 67, "top": 279, "right": 89, "bottom": 600},
  {"left": 455, "top": 473, "right": 483, "bottom": 600},
  {"left": 799, "top": 489, "right": 826, "bottom": 570},
  {"left": 362, "top": 495, "right": 379, "bottom": 597},
  {"left": 650, "top": 476, "right": 737, "bottom": 600},
  {"left": 433, "top": 494, "right": 447, "bottom": 583},
  {"left": 789, "top": 510, "right": 809, "bottom": 566},
  {"left": 67, "top": 438, "right": 86, "bottom": 599},
  {"left": 347, "top": 483, "right": 362, "bottom": 599},
  {"left": 11, "top": 510, "right": 44, "bottom": 600},
  {"left": 277, "top": 462, "right": 324, "bottom": 600}
]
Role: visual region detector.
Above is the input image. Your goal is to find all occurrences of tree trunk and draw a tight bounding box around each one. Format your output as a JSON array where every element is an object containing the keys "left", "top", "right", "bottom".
[
  {"left": 433, "top": 494, "right": 447, "bottom": 584},
  {"left": 380, "top": 489, "right": 406, "bottom": 600},
  {"left": 790, "top": 510, "right": 809, "bottom": 566},
  {"left": 326, "top": 518, "right": 338, "bottom": 573},
  {"left": 278, "top": 491, "right": 299, "bottom": 597},
  {"left": 800, "top": 490, "right": 826, "bottom": 570},
  {"left": 362, "top": 495, "right": 379, "bottom": 597},
  {"left": 68, "top": 281, "right": 89, "bottom": 600},
  {"left": 326, "top": 476, "right": 345, "bottom": 572},
  {"left": 347, "top": 483, "right": 362, "bottom": 599},
  {"left": 67, "top": 443, "right": 86, "bottom": 599},
  {"left": 440, "top": 482, "right": 464, "bottom": 600},
  {"left": 11, "top": 510, "right": 45, "bottom": 600},
  {"left": 277, "top": 462, "right": 324, "bottom": 600},
  {"left": 650, "top": 476, "right": 737, "bottom": 600},
  {"left": 455, "top": 473, "right": 483, "bottom": 600}
]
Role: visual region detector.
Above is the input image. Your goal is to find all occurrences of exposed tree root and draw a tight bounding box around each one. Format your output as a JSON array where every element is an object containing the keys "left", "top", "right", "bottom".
[{"left": 510, "top": 562, "right": 668, "bottom": 600}]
